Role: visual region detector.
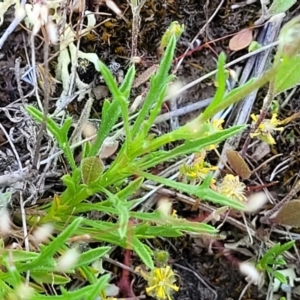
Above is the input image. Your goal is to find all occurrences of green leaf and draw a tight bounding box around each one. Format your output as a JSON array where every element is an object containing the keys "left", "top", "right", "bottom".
[
  {"left": 131, "top": 35, "right": 176, "bottom": 138},
  {"left": 120, "top": 65, "right": 135, "bottom": 97},
  {"left": 6, "top": 250, "right": 39, "bottom": 263},
  {"left": 268, "top": 0, "right": 297, "bottom": 15},
  {"left": 274, "top": 270, "right": 287, "bottom": 284},
  {"left": 257, "top": 241, "right": 294, "bottom": 270},
  {"left": 26, "top": 105, "right": 63, "bottom": 144},
  {"left": 276, "top": 240, "right": 295, "bottom": 253},
  {"left": 132, "top": 237, "right": 154, "bottom": 269},
  {"left": 25, "top": 218, "right": 83, "bottom": 271},
  {"left": 138, "top": 125, "right": 246, "bottom": 170},
  {"left": 137, "top": 225, "right": 182, "bottom": 237},
  {"left": 138, "top": 172, "right": 245, "bottom": 210},
  {"left": 60, "top": 117, "right": 73, "bottom": 140},
  {"left": 81, "top": 156, "right": 104, "bottom": 185},
  {"left": 116, "top": 203, "right": 130, "bottom": 239},
  {"left": 30, "top": 274, "right": 110, "bottom": 300},
  {"left": 26, "top": 105, "right": 77, "bottom": 170},
  {"left": 99, "top": 61, "right": 121, "bottom": 100},
  {"left": 0, "top": 281, "right": 13, "bottom": 298},
  {"left": 31, "top": 271, "right": 70, "bottom": 284},
  {"left": 96, "top": 186, "right": 130, "bottom": 239},
  {"left": 276, "top": 257, "right": 287, "bottom": 265},
  {"left": 202, "top": 53, "right": 227, "bottom": 118},
  {"left": 74, "top": 247, "right": 111, "bottom": 268},
  {"left": 258, "top": 243, "right": 280, "bottom": 266},
  {"left": 89, "top": 100, "right": 121, "bottom": 156},
  {"left": 62, "top": 174, "right": 77, "bottom": 194},
  {"left": 139, "top": 221, "right": 217, "bottom": 237},
  {"left": 116, "top": 177, "right": 144, "bottom": 200},
  {"left": 84, "top": 274, "right": 110, "bottom": 300},
  {"left": 139, "top": 84, "right": 169, "bottom": 140},
  {"left": 81, "top": 141, "right": 92, "bottom": 159},
  {"left": 274, "top": 56, "right": 300, "bottom": 95},
  {"left": 6, "top": 264, "right": 22, "bottom": 287}
]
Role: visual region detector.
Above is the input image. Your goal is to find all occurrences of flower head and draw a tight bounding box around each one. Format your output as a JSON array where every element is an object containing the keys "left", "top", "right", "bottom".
[
  {"left": 250, "top": 113, "right": 284, "bottom": 145},
  {"left": 204, "top": 119, "right": 224, "bottom": 150},
  {"left": 145, "top": 266, "right": 179, "bottom": 300},
  {"left": 217, "top": 174, "right": 247, "bottom": 202},
  {"left": 154, "top": 250, "right": 170, "bottom": 266},
  {"left": 211, "top": 118, "right": 224, "bottom": 131},
  {"left": 180, "top": 153, "right": 217, "bottom": 184}
]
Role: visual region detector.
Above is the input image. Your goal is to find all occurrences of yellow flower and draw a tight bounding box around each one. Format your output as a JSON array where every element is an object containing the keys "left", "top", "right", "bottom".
[
  {"left": 250, "top": 113, "right": 284, "bottom": 145},
  {"left": 146, "top": 266, "right": 179, "bottom": 300},
  {"left": 204, "top": 119, "right": 224, "bottom": 150},
  {"left": 212, "top": 119, "right": 224, "bottom": 130},
  {"left": 180, "top": 156, "right": 217, "bottom": 183},
  {"left": 217, "top": 174, "right": 247, "bottom": 202}
]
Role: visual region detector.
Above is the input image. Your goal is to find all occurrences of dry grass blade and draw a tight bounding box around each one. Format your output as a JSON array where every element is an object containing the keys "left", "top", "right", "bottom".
[{"left": 133, "top": 65, "right": 158, "bottom": 88}]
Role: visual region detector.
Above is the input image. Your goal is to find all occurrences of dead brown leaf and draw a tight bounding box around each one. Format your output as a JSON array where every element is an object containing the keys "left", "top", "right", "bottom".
[
  {"left": 229, "top": 28, "right": 253, "bottom": 51},
  {"left": 271, "top": 200, "right": 300, "bottom": 228},
  {"left": 226, "top": 149, "right": 251, "bottom": 180}
]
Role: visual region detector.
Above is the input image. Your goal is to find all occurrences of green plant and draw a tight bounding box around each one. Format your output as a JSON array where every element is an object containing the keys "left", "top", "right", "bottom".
[
  {"left": 21, "top": 16, "right": 300, "bottom": 299},
  {"left": 256, "top": 241, "right": 295, "bottom": 284},
  {"left": 0, "top": 218, "right": 111, "bottom": 299},
  {"left": 26, "top": 32, "right": 245, "bottom": 266}
]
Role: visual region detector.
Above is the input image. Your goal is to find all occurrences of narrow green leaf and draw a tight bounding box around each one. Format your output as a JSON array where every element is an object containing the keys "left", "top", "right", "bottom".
[
  {"left": 202, "top": 53, "right": 227, "bottom": 118},
  {"left": 81, "top": 140, "right": 92, "bottom": 159},
  {"left": 25, "top": 218, "right": 83, "bottom": 270},
  {"left": 26, "top": 105, "right": 76, "bottom": 169},
  {"left": 120, "top": 65, "right": 135, "bottom": 96},
  {"left": 74, "top": 247, "right": 111, "bottom": 268},
  {"left": 6, "top": 265, "right": 22, "bottom": 286},
  {"left": 116, "top": 177, "right": 144, "bottom": 200},
  {"left": 89, "top": 100, "right": 121, "bottom": 156},
  {"left": 131, "top": 35, "right": 176, "bottom": 137},
  {"left": 156, "top": 35, "right": 177, "bottom": 85},
  {"left": 6, "top": 250, "right": 39, "bottom": 263},
  {"left": 276, "top": 240, "right": 295, "bottom": 254},
  {"left": 139, "top": 84, "right": 168, "bottom": 139},
  {"left": 31, "top": 271, "right": 70, "bottom": 284},
  {"left": 117, "top": 204, "right": 130, "bottom": 239},
  {"left": 273, "top": 271, "right": 287, "bottom": 284},
  {"left": 26, "top": 105, "right": 63, "bottom": 143},
  {"left": 30, "top": 274, "right": 110, "bottom": 300},
  {"left": 60, "top": 117, "right": 73, "bottom": 140},
  {"left": 84, "top": 274, "right": 111, "bottom": 300},
  {"left": 276, "top": 258, "right": 287, "bottom": 265},
  {"left": 141, "top": 221, "right": 217, "bottom": 237},
  {"left": 199, "top": 77, "right": 257, "bottom": 122},
  {"left": 138, "top": 225, "right": 182, "bottom": 237},
  {"left": 268, "top": 0, "right": 296, "bottom": 15},
  {"left": 132, "top": 236, "right": 154, "bottom": 269},
  {"left": 0, "top": 281, "right": 12, "bottom": 298},
  {"left": 94, "top": 186, "right": 130, "bottom": 239},
  {"left": 138, "top": 172, "right": 245, "bottom": 210},
  {"left": 138, "top": 125, "right": 246, "bottom": 170},
  {"left": 99, "top": 61, "right": 121, "bottom": 100}
]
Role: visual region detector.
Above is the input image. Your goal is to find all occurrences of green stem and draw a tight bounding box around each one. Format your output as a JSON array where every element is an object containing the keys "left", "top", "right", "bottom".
[{"left": 199, "top": 62, "right": 282, "bottom": 123}]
